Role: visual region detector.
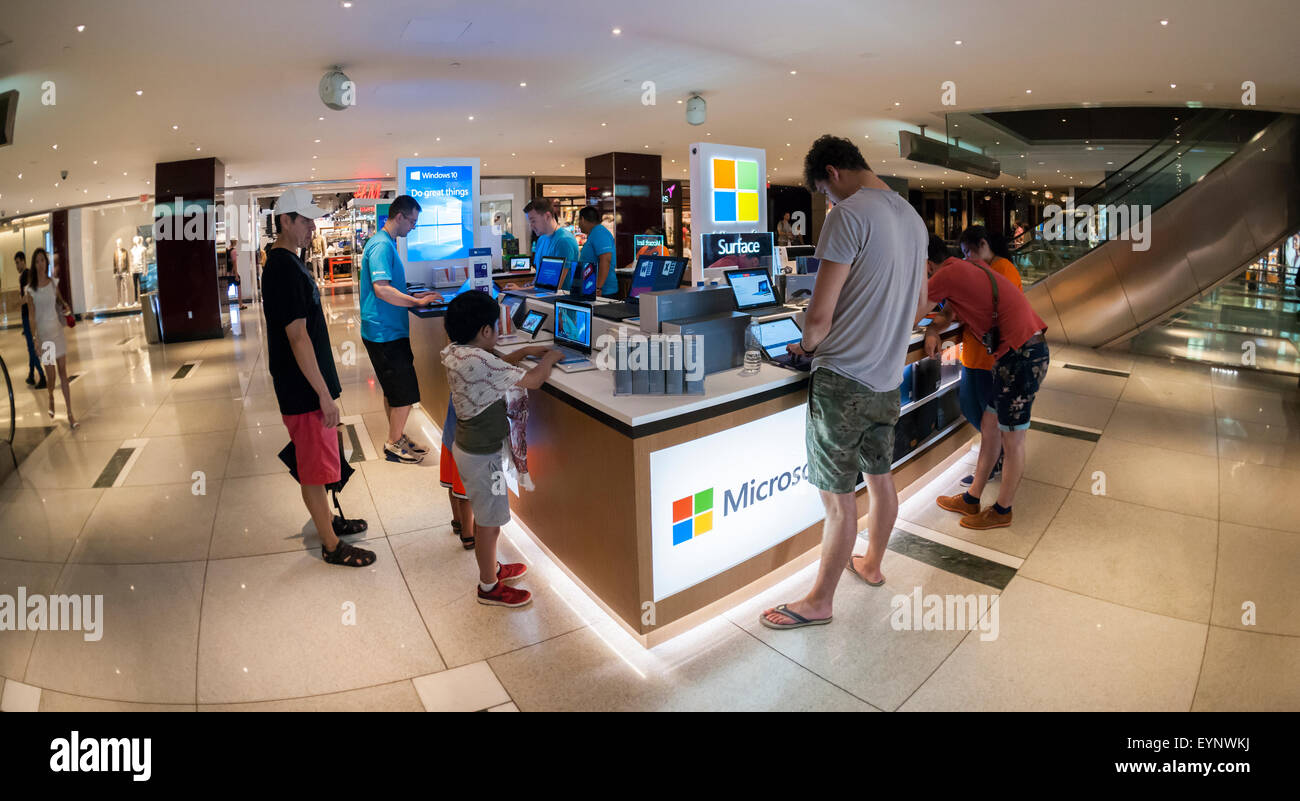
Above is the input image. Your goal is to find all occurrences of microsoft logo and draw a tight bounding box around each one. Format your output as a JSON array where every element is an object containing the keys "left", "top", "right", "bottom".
[
  {"left": 712, "top": 158, "right": 759, "bottom": 223},
  {"left": 671, "top": 488, "right": 713, "bottom": 545}
]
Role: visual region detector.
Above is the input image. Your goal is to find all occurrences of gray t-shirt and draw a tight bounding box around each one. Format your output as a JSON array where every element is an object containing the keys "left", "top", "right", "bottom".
[{"left": 811, "top": 187, "right": 927, "bottom": 392}]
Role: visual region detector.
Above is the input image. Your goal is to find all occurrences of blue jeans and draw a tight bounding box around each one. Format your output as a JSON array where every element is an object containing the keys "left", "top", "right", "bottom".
[
  {"left": 959, "top": 366, "right": 995, "bottom": 429},
  {"left": 21, "top": 315, "right": 45, "bottom": 382}
]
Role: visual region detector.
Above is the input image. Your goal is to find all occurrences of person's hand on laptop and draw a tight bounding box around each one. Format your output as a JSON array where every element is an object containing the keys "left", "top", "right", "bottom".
[{"left": 414, "top": 291, "right": 443, "bottom": 305}]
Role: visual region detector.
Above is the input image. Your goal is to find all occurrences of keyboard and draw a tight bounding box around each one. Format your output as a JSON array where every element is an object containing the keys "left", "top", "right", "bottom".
[{"left": 744, "top": 305, "right": 793, "bottom": 319}]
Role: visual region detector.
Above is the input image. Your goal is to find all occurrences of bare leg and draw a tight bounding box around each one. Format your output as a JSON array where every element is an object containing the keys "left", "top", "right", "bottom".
[
  {"left": 474, "top": 524, "right": 501, "bottom": 585},
  {"left": 762, "top": 489, "right": 859, "bottom": 625},
  {"left": 56, "top": 355, "right": 74, "bottom": 426},
  {"left": 849, "top": 472, "right": 898, "bottom": 583},
  {"left": 994, "top": 429, "right": 1027, "bottom": 509},
  {"left": 388, "top": 404, "right": 412, "bottom": 444},
  {"left": 303, "top": 484, "right": 340, "bottom": 552},
  {"left": 967, "top": 411, "right": 1002, "bottom": 501}
]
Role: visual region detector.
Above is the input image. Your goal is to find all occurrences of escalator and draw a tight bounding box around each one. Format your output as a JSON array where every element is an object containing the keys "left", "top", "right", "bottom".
[{"left": 1014, "top": 109, "right": 1300, "bottom": 348}]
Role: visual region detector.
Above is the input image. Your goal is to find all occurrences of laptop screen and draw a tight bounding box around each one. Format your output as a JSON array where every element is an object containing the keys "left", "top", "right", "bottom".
[
  {"left": 553, "top": 301, "right": 592, "bottom": 351},
  {"left": 574, "top": 262, "right": 598, "bottom": 297},
  {"left": 509, "top": 255, "right": 531, "bottom": 272},
  {"left": 651, "top": 257, "right": 687, "bottom": 291},
  {"left": 755, "top": 317, "right": 803, "bottom": 358},
  {"left": 725, "top": 269, "right": 777, "bottom": 310},
  {"left": 628, "top": 258, "right": 658, "bottom": 299},
  {"left": 537, "top": 257, "right": 566, "bottom": 289}
]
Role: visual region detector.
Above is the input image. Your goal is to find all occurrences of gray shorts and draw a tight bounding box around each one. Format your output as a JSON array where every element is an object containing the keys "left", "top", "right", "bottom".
[{"left": 451, "top": 442, "right": 512, "bottom": 528}]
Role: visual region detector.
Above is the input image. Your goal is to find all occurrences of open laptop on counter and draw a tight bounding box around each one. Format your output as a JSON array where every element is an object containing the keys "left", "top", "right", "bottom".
[
  {"left": 724, "top": 267, "right": 792, "bottom": 318},
  {"left": 593, "top": 256, "right": 688, "bottom": 321},
  {"left": 525, "top": 299, "right": 597, "bottom": 373},
  {"left": 507, "top": 256, "right": 570, "bottom": 298},
  {"left": 753, "top": 316, "right": 812, "bottom": 372}
]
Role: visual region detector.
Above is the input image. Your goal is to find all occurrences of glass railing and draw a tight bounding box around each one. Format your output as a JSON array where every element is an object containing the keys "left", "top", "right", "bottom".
[{"left": 1013, "top": 109, "right": 1278, "bottom": 286}]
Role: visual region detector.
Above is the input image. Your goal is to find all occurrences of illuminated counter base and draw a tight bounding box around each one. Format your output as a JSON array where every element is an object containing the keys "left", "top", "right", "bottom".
[{"left": 411, "top": 311, "right": 966, "bottom": 647}]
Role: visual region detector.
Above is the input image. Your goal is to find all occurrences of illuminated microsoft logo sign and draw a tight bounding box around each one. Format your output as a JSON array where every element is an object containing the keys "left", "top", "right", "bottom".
[
  {"left": 671, "top": 489, "right": 713, "bottom": 545},
  {"left": 712, "top": 158, "right": 759, "bottom": 223}
]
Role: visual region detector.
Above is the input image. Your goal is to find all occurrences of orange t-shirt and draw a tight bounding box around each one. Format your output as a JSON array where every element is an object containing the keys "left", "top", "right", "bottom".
[{"left": 958, "top": 256, "right": 1023, "bottom": 370}]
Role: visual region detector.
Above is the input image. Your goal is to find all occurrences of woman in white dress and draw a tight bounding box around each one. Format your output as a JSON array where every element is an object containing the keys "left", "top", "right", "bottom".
[{"left": 24, "top": 248, "right": 77, "bottom": 429}]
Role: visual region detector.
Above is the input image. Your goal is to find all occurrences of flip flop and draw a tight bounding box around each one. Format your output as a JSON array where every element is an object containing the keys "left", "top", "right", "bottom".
[
  {"left": 845, "top": 555, "right": 886, "bottom": 587},
  {"left": 759, "top": 603, "right": 832, "bottom": 630}
]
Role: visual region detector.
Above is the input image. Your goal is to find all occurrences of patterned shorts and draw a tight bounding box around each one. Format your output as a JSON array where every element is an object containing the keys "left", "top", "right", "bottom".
[
  {"left": 993, "top": 340, "right": 1050, "bottom": 431},
  {"left": 806, "top": 368, "right": 900, "bottom": 493}
]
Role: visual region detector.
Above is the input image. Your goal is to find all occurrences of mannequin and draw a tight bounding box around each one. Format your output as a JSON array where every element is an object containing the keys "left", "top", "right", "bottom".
[
  {"left": 114, "top": 237, "right": 131, "bottom": 306},
  {"left": 311, "top": 231, "right": 326, "bottom": 282},
  {"left": 129, "top": 235, "right": 145, "bottom": 304}
]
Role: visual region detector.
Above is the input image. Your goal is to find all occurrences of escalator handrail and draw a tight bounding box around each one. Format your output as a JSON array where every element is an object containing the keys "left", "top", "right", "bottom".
[{"left": 0, "top": 354, "right": 13, "bottom": 447}]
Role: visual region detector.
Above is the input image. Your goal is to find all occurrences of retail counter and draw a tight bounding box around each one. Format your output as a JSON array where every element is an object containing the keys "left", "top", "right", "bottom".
[{"left": 410, "top": 303, "right": 966, "bottom": 646}]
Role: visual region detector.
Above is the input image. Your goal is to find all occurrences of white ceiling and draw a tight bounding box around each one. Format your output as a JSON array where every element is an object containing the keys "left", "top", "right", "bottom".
[{"left": 1, "top": 0, "right": 1297, "bottom": 218}]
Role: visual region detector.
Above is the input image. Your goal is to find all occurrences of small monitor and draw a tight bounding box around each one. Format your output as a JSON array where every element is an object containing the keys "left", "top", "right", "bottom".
[
  {"left": 536, "top": 257, "right": 568, "bottom": 290},
  {"left": 628, "top": 258, "right": 659, "bottom": 299},
  {"left": 553, "top": 300, "right": 593, "bottom": 354},
  {"left": 508, "top": 255, "right": 531, "bottom": 272},
  {"left": 754, "top": 317, "right": 803, "bottom": 359},
  {"left": 650, "top": 257, "right": 688, "bottom": 291},
  {"left": 723, "top": 268, "right": 778, "bottom": 312},
  {"left": 572, "top": 261, "right": 598, "bottom": 299},
  {"left": 518, "top": 309, "right": 546, "bottom": 336}
]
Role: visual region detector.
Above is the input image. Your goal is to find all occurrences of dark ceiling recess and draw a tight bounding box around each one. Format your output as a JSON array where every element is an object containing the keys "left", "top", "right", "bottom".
[
  {"left": 977, "top": 107, "right": 1276, "bottom": 144},
  {"left": 0, "top": 90, "right": 18, "bottom": 147}
]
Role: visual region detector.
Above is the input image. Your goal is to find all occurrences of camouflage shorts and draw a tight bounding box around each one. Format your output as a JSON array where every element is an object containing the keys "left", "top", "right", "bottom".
[
  {"left": 993, "top": 339, "right": 1050, "bottom": 431},
  {"left": 806, "top": 367, "right": 900, "bottom": 493}
]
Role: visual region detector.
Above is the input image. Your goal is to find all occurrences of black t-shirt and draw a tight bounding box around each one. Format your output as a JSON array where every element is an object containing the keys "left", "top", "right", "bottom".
[
  {"left": 262, "top": 247, "right": 341, "bottom": 415},
  {"left": 18, "top": 267, "right": 31, "bottom": 323}
]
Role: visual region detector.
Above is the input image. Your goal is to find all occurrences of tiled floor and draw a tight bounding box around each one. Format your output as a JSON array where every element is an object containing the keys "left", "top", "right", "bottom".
[{"left": 1, "top": 310, "right": 1297, "bottom": 711}]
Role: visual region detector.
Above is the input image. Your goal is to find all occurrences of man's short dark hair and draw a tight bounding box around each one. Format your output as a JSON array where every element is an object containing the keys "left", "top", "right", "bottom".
[
  {"left": 803, "top": 135, "right": 871, "bottom": 191},
  {"left": 927, "top": 234, "right": 951, "bottom": 264},
  {"left": 523, "top": 197, "right": 557, "bottom": 218},
  {"left": 273, "top": 211, "right": 301, "bottom": 234},
  {"left": 445, "top": 290, "right": 500, "bottom": 345},
  {"left": 578, "top": 205, "right": 601, "bottom": 224},
  {"left": 389, "top": 194, "right": 421, "bottom": 220},
  {"left": 14, "top": 250, "right": 25, "bottom": 263}
]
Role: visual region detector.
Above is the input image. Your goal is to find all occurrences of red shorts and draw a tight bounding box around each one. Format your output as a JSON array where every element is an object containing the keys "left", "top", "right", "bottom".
[
  {"left": 438, "top": 444, "right": 468, "bottom": 499},
  {"left": 282, "top": 410, "right": 340, "bottom": 486}
]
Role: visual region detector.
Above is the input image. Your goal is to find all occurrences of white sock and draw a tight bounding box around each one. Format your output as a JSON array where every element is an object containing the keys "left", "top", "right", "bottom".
[{"left": 479, "top": 581, "right": 497, "bottom": 592}]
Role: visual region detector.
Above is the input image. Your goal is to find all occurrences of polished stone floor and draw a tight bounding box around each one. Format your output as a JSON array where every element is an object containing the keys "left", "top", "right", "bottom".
[{"left": 1, "top": 298, "right": 1297, "bottom": 711}]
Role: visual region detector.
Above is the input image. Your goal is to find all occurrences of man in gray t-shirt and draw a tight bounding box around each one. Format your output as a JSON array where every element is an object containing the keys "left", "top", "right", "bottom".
[{"left": 760, "top": 135, "right": 930, "bottom": 633}]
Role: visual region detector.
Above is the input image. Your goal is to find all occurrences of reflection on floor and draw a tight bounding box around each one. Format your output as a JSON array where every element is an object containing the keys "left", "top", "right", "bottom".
[{"left": 0, "top": 299, "right": 1298, "bottom": 712}]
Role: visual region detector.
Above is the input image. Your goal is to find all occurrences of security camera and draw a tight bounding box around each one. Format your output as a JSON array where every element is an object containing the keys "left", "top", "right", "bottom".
[
  {"left": 685, "top": 94, "right": 706, "bottom": 126},
  {"left": 319, "top": 67, "right": 354, "bottom": 111},
  {"left": 60, "top": 170, "right": 68, "bottom": 180}
]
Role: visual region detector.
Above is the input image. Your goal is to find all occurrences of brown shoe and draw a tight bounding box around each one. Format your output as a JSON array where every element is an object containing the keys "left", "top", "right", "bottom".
[
  {"left": 937, "top": 493, "right": 980, "bottom": 516},
  {"left": 960, "top": 506, "right": 1013, "bottom": 530}
]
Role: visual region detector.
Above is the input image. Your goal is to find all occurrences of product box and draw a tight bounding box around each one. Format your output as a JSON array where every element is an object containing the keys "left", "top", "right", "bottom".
[
  {"left": 631, "top": 337, "right": 650, "bottom": 394},
  {"left": 683, "top": 335, "right": 705, "bottom": 395},
  {"left": 613, "top": 335, "right": 632, "bottom": 396},
  {"left": 664, "top": 335, "right": 684, "bottom": 395},
  {"left": 647, "top": 336, "right": 666, "bottom": 394}
]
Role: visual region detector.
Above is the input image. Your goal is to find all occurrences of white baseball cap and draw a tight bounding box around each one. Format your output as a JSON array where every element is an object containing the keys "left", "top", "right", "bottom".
[{"left": 271, "top": 188, "right": 326, "bottom": 219}]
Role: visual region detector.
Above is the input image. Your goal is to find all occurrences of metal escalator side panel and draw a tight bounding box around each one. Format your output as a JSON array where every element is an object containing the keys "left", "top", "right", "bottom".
[
  {"left": 1040, "top": 246, "right": 1140, "bottom": 346},
  {"left": 1024, "top": 281, "right": 1067, "bottom": 346},
  {"left": 1221, "top": 117, "right": 1300, "bottom": 257},
  {"left": 1173, "top": 167, "right": 1261, "bottom": 293}
]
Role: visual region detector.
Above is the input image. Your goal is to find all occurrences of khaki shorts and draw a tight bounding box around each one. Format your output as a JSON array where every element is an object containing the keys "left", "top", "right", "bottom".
[
  {"left": 451, "top": 442, "right": 512, "bottom": 528},
  {"left": 806, "top": 367, "right": 899, "bottom": 493}
]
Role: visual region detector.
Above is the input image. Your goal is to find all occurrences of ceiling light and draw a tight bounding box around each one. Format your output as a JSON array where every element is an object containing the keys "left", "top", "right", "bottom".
[
  {"left": 414, "top": 152, "right": 419, "bottom": 156},
  {"left": 519, "top": 82, "right": 526, "bottom": 87},
  {"left": 318, "top": 116, "right": 324, "bottom": 121},
  {"left": 511, "top": 152, "right": 516, "bottom": 156},
  {"left": 787, "top": 117, "right": 793, "bottom": 121},
  {"left": 172, "top": 125, "right": 179, "bottom": 130},
  {"left": 1160, "top": 19, "right": 1168, "bottom": 26},
  {"left": 123, "top": 171, "right": 127, "bottom": 176},
  {"left": 1170, "top": 83, "right": 1177, "bottom": 89},
  {"left": 894, "top": 101, "right": 900, "bottom": 106},
  {"left": 954, "top": 40, "right": 962, "bottom": 45},
  {"left": 314, "top": 138, "right": 321, "bottom": 143},
  {"left": 611, "top": 27, "right": 621, "bottom": 35},
  {"left": 92, "top": 160, "right": 97, "bottom": 165},
  {"left": 548, "top": 139, "right": 554, "bottom": 143},
  {"left": 135, "top": 89, "right": 143, "bottom": 96},
  {"left": 1025, "top": 89, "right": 1032, "bottom": 94},
  {"left": 195, "top": 147, "right": 201, "bottom": 151},
  {"left": 789, "top": 70, "right": 797, "bottom": 75},
  {"left": 341, "top": 1, "right": 353, "bottom": 7},
  {"left": 468, "top": 115, "right": 474, "bottom": 120},
  {"left": 435, "top": 137, "right": 440, "bottom": 141},
  {"left": 601, "top": 122, "right": 607, "bottom": 126},
  {"left": 76, "top": 24, "right": 85, "bottom": 32}
]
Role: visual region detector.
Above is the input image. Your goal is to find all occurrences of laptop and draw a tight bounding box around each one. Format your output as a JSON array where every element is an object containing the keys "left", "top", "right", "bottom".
[
  {"left": 510, "top": 256, "right": 570, "bottom": 298},
  {"left": 506, "top": 255, "right": 532, "bottom": 273},
  {"left": 754, "top": 316, "right": 812, "bottom": 372},
  {"left": 543, "top": 299, "right": 598, "bottom": 372},
  {"left": 593, "top": 256, "right": 688, "bottom": 321},
  {"left": 724, "top": 268, "right": 790, "bottom": 318}
]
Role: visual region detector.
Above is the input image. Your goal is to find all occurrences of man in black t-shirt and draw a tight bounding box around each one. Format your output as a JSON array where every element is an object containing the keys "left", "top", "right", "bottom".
[{"left": 262, "top": 188, "right": 375, "bottom": 568}]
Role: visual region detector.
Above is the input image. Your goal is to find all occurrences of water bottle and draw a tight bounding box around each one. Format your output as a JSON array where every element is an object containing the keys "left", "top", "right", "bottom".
[{"left": 742, "top": 319, "right": 762, "bottom": 375}]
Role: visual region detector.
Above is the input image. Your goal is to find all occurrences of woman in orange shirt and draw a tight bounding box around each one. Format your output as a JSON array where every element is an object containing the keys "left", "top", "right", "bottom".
[{"left": 955, "top": 226, "right": 1023, "bottom": 487}]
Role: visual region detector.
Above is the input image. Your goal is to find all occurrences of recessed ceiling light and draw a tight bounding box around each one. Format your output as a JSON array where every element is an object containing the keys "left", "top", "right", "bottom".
[
  {"left": 92, "top": 160, "right": 96, "bottom": 165},
  {"left": 414, "top": 152, "right": 419, "bottom": 156},
  {"left": 123, "top": 171, "right": 127, "bottom": 176},
  {"left": 195, "top": 147, "right": 201, "bottom": 151},
  {"left": 787, "top": 117, "right": 793, "bottom": 121},
  {"left": 135, "top": 89, "right": 143, "bottom": 96},
  {"left": 314, "top": 138, "right": 321, "bottom": 143},
  {"left": 548, "top": 139, "right": 554, "bottom": 143},
  {"left": 611, "top": 27, "right": 621, "bottom": 35},
  {"left": 468, "top": 115, "right": 474, "bottom": 120},
  {"left": 435, "top": 137, "right": 440, "bottom": 141},
  {"left": 1170, "top": 83, "right": 1177, "bottom": 89},
  {"left": 954, "top": 40, "right": 962, "bottom": 45},
  {"left": 789, "top": 70, "right": 797, "bottom": 75},
  {"left": 341, "top": 1, "right": 353, "bottom": 8},
  {"left": 601, "top": 122, "right": 607, "bottom": 126},
  {"left": 172, "top": 125, "right": 179, "bottom": 130},
  {"left": 644, "top": 144, "right": 649, "bottom": 148},
  {"left": 1160, "top": 19, "right": 1168, "bottom": 26},
  {"left": 676, "top": 99, "right": 682, "bottom": 104},
  {"left": 313, "top": 155, "right": 318, "bottom": 159},
  {"left": 894, "top": 101, "right": 900, "bottom": 106},
  {"left": 519, "top": 82, "right": 526, "bottom": 87},
  {"left": 318, "top": 116, "right": 324, "bottom": 121},
  {"left": 76, "top": 24, "right": 85, "bottom": 32},
  {"left": 511, "top": 152, "right": 516, "bottom": 156}
]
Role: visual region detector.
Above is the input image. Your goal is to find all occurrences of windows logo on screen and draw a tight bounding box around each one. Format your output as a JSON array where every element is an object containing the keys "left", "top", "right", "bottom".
[
  {"left": 410, "top": 169, "right": 421, "bottom": 181},
  {"left": 671, "top": 488, "right": 714, "bottom": 545},
  {"left": 711, "top": 158, "right": 759, "bottom": 223}
]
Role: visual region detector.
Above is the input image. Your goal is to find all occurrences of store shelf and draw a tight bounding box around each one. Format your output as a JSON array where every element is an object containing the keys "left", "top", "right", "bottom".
[
  {"left": 900, "top": 376, "right": 961, "bottom": 416},
  {"left": 891, "top": 418, "right": 967, "bottom": 472}
]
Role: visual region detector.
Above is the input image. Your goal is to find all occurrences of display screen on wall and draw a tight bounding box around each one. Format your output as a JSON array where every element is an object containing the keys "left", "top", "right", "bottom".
[{"left": 401, "top": 164, "right": 475, "bottom": 262}]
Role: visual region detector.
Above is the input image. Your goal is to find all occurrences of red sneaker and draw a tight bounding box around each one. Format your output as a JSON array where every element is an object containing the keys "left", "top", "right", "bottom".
[
  {"left": 477, "top": 581, "right": 532, "bottom": 608},
  {"left": 496, "top": 561, "right": 528, "bottom": 583}
]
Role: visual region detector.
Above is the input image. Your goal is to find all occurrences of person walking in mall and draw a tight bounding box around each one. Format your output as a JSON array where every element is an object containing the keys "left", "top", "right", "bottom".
[
  {"left": 574, "top": 205, "right": 617, "bottom": 297},
  {"left": 262, "top": 188, "right": 375, "bottom": 568},
  {"left": 227, "top": 238, "right": 247, "bottom": 310},
  {"left": 951, "top": 226, "right": 1024, "bottom": 488},
  {"left": 13, "top": 251, "right": 46, "bottom": 389},
  {"left": 925, "top": 245, "right": 1049, "bottom": 530},
  {"left": 359, "top": 193, "right": 444, "bottom": 464},
  {"left": 24, "top": 248, "right": 77, "bottom": 428},
  {"left": 441, "top": 290, "right": 564, "bottom": 608},
  {"left": 759, "top": 135, "right": 928, "bottom": 630}
]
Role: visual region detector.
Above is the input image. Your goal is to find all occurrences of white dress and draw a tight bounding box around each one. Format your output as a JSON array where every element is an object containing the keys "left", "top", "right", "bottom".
[{"left": 26, "top": 281, "right": 67, "bottom": 358}]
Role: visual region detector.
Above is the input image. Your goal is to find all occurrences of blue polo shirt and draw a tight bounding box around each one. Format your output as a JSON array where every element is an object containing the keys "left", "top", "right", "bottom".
[
  {"left": 532, "top": 226, "right": 580, "bottom": 277},
  {"left": 575, "top": 224, "right": 617, "bottom": 294},
  {"left": 359, "top": 230, "right": 409, "bottom": 343}
]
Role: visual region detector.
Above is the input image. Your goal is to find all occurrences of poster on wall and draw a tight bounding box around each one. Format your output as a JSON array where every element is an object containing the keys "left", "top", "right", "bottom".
[{"left": 397, "top": 157, "right": 479, "bottom": 283}]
